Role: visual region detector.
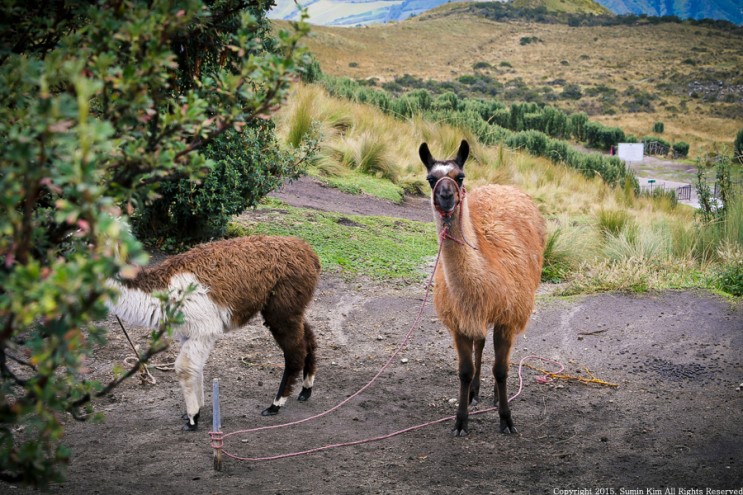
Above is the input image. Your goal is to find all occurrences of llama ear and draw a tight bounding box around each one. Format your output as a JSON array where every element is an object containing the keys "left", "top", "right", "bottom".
[
  {"left": 456, "top": 140, "right": 469, "bottom": 168},
  {"left": 419, "top": 143, "right": 435, "bottom": 171}
]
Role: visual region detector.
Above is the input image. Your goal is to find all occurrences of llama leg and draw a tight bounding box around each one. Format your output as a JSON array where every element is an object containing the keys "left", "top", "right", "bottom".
[
  {"left": 261, "top": 314, "right": 307, "bottom": 416},
  {"left": 175, "top": 335, "right": 215, "bottom": 431},
  {"left": 493, "top": 324, "right": 516, "bottom": 434},
  {"left": 470, "top": 336, "right": 486, "bottom": 406},
  {"left": 452, "top": 332, "right": 475, "bottom": 437},
  {"left": 298, "top": 319, "right": 317, "bottom": 402}
]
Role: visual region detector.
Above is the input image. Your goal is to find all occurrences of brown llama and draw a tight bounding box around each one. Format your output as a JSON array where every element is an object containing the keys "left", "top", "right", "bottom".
[
  {"left": 419, "top": 140, "right": 545, "bottom": 436},
  {"left": 107, "top": 235, "right": 321, "bottom": 430}
]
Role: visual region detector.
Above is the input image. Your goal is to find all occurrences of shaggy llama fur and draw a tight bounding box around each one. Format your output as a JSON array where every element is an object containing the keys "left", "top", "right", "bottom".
[
  {"left": 420, "top": 140, "right": 545, "bottom": 436},
  {"left": 107, "top": 235, "right": 320, "bottom": 430}
]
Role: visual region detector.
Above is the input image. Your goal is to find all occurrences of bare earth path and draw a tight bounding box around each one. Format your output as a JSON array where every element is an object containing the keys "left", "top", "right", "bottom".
[{"left": 5, "top": 177, "right": 741, "bottom": 495}]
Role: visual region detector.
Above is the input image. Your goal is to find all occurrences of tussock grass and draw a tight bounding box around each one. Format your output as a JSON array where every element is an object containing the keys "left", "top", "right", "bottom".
[{"left": 270, "top": 84, "right": 741, "bottom": 296}]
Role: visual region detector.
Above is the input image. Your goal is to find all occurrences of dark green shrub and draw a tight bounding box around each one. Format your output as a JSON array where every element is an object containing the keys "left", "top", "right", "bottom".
[
  {"left": 585, "top": 122, "right": 625, "bottom": 150},
  {"left": 562, "top": 83, "right": 583, "bottom": 100},
  {"left": 672, "top": 141, "right": 690, "bottom": 158},
  {"left": 652, "top": 121, "right": 665, "bottom": 133},
  {"left": 519, "top": 36, "right": 542, "bottom": 45},
  {"left": 715, "top": 261, "right": 743, "bottom": 296},
  {"left": 570, "top": 112, "right": 589, "bottom": 142},
  {"left": 300, "top": 54, "right": 323, "bottom": 83},
  {"left": 135, "top": 124, "right": 300, "bottom": 247}
]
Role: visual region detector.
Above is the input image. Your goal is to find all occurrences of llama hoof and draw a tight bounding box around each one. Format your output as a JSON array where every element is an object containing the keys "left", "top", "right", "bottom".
[
  {"left": 451, "top": 427, "right": 469, "bottom": 437},
  {"left": 469, "top": 396, "right": 480, "bottom": 406},
  {"left": 452, "top": 418, "right": 469, "bottom": 437},
  {"left": 261, "top": 404, "right": 281, "bottom": 416},
  {"left": 499, "top": 418, "right": 518, "bottom": 434},
  {"left": 298, "top": 387, "right": 312, "bottom": 402},
  {"left": 182, "top": 412, "right": 200, "bottom": 431}
]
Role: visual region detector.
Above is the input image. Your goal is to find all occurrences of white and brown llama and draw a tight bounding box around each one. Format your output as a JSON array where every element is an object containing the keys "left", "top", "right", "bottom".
[
  {"left": 107, "top": 235, "right": 321, "bottom": 430},
  {"left": 419, "top": 140, "right": 545, "bottom": 436}
]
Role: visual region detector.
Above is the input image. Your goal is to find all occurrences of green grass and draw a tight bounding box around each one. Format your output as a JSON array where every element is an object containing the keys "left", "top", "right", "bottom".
[{"left": 227, "top": 199, "right": 437, "bottom": 280}]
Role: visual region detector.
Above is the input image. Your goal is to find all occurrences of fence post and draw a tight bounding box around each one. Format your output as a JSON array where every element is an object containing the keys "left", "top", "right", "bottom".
[{"left": 212, "top": 378, "right": 223, "bottom": 471}]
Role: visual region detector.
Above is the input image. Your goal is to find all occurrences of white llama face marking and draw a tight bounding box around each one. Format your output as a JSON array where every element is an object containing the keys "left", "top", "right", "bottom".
[
  {"left": 272, "top": 395, "right": 288, "bottom": 408},
  {"left": 302, "top": 373, "right": 315, "bottom": 389},
  {"left": 430, "top": 163, "right": 454, "bottom": 176}
]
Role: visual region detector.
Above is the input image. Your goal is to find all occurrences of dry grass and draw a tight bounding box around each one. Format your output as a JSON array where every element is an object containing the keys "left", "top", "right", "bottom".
[
  {"left": 273, "top": 83, "right": 741, "bottom": 294},
  {"left": 288, "top": 12, "right": 742, "bottom": 157}
]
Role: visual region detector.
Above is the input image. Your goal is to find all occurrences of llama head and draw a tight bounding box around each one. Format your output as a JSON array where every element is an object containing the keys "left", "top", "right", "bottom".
[{"left": 419, "top": 140, "right": 469, "bottom": 218}]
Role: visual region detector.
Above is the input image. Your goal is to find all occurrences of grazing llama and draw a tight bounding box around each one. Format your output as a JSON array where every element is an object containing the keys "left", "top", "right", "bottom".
[
  {"left": 419, "top": 140, "right": 545, "bottom": 436},
  {"left": 107, "top": 235, "right": 321, "bottom": 430}
]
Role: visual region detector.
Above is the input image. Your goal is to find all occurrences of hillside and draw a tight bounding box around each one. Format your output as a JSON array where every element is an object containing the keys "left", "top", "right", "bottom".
[{"left": 294, "top": 11, "right": 743, "bottom": 156}]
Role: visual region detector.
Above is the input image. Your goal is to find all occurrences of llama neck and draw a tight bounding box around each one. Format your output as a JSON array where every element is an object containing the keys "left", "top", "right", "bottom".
[
  {"left": 433, "top": 197, "right": 483, "bottom": 276},
  {"left": 105, "top": 278, "right": 163, "bottom": 329},
  {"left": 434, "top": 197, "right": 478, "bottom": 251}
]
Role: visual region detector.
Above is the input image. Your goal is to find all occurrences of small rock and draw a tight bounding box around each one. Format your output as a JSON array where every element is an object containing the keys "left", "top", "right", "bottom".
[
  {"left": 448, "top": 398, "right": 457, "bottom": 405},
  {"left": 401, "top": 358, "right": 409, "bottom": 364}
]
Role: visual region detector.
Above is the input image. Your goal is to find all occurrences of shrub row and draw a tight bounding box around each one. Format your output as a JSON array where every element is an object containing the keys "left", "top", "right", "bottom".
[{"left": 321, "top": 76, "right": 633, "bottom": 186}]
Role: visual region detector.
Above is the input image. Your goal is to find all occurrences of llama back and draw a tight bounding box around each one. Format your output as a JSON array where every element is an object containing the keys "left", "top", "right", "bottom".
[
  {"left": 469, "top": 184, "right": 545, "bottom": 291},
  {"left": 121, "top": 236, "right": 320, "bottom": 328},
  {"left": 434, "top": 184, "right": 545, "bottom": 337}
]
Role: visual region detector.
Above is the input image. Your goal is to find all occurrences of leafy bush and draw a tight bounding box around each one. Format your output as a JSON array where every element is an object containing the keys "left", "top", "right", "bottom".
[
  {"left": 652, "top": 121, "right": 665, "bottom": 133},
  {"left": 672, "top": 141, "right": 690, "bottom": 158},
  {"left": 715, "top": 260, "right": 743, "bottom": 296},
  {"left": 585, "top": 122, "right": 626, "bottom": 150},
  {"left": 135, "top": 124, "right": 301, "bottom": 248},
  {"left": 519, "top": 36, "right": 542, "bottom": 45},
  {"left": 0, "top": 0, "right": 307, "bottom": 486}
]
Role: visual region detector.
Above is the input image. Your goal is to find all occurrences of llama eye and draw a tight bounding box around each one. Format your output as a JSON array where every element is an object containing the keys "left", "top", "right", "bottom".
[
  {"left": 456, "top": 175, "right": 465, "bottom": 185},
  {"left": 427, "top": 177, "right": 437, "bottom": 187}
]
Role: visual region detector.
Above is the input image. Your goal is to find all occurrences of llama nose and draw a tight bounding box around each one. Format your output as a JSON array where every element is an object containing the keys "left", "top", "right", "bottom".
[{"left": 436, "top": 190, "right": 457, "bottom": 212}]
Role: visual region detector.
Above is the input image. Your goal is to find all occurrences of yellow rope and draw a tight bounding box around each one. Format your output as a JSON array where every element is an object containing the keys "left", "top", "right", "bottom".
[{"left": 521, "top": 362, "right": 619, "bottom": 388}]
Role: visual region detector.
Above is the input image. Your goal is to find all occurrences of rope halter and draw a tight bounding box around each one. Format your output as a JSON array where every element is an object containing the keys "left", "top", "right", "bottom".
[
  {"left": 431, "top": 176, "right": 477, "bottom": 250},
  {"left": 432, "top": 175, "right": 465, "bottom": 220}
]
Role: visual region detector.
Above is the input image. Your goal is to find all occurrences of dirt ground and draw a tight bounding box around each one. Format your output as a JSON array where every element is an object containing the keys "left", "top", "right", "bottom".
[{"left": 5, "top": 177, "right": 742, "bottom": 495}]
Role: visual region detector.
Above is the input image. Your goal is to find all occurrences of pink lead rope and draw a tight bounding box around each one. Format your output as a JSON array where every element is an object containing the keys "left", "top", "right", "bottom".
[{"left": 208, "top": 213, "right": 564, "bottom": 462}]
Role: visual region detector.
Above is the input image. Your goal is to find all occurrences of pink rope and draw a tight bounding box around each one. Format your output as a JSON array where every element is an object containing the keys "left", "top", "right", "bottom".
[
  {"left": 215, "top": 354, "right": 563, "bottom": 462},
  {"left": 208, "top": 227, "right": 564, "bottom": 462},
  {"left": 209, "top": 238, "right": 446, "bottom": 458}
]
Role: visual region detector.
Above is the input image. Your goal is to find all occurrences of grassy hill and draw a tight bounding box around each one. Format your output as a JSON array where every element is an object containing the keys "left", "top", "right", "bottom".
[{"left": 294, "top": 8, "right": 743, "bottom": 157}]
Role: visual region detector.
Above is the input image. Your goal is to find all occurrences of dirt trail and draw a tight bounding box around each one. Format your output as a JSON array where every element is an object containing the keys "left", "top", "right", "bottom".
[{"left": 4, "top": 177, "right": 741, "bottom": 495}]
